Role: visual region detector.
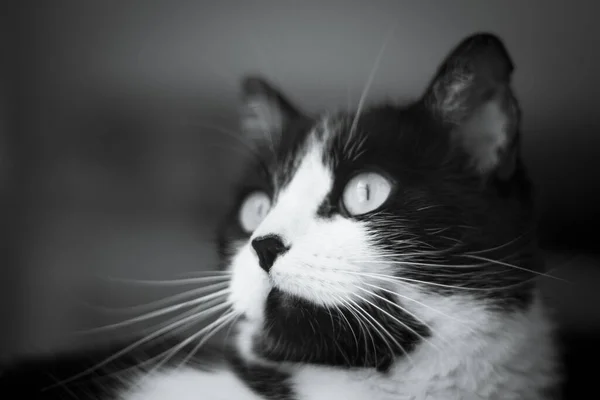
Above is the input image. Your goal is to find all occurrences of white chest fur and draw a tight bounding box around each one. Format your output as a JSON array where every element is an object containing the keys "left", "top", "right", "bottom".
[
  {"left": 121, "top": 368, "right": 262, "bottom": 400},
  {"left": 291, "top": 294, "right": 558, "bottom": 400}
]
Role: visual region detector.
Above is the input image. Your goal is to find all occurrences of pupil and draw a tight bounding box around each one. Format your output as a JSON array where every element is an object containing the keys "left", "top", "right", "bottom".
[{"left": 358, "top": 182, "right": 370, "bottom": 202}]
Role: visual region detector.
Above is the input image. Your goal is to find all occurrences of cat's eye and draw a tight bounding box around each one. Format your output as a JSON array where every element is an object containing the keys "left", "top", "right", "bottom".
[
  {"left": 342, "top": 172, "right": 392, "bottom": 216},
  {"left": 238, "top": 191, "right": 271, "bottom": 233}
]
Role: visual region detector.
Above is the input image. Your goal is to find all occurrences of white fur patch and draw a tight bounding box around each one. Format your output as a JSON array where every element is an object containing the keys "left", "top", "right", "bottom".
[
  {"left": 121, "top": 367, "right": 261, "bottom": 400},
  {"left": 228, "top": 126, "right": 396, "bottom": 320}
]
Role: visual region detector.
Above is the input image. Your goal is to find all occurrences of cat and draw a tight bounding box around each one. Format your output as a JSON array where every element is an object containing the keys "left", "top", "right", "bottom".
[{"left": 0, "top": 32, "right": 562, "bottom": 399}]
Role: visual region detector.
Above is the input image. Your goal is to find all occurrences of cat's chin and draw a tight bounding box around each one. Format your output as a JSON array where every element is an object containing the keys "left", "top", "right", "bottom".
[{"left": 235, "top": 287, "right": 424, "bottom": 372}]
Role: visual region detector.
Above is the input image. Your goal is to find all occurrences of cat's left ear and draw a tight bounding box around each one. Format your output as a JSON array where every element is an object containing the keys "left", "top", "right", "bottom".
[
  {"left": 239, "top": 76, "right": 305, "bottom": 144},
  {"left": 422, "top": 33, "right": 520, "bottom": 179}
]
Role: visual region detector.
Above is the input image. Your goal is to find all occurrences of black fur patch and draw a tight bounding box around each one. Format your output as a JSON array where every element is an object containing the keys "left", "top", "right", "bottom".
[
  {"left": 227, "top": 346, "right": 296, "bottom": 400},
  {"left": 314, "top": 106, "right": 539, "bottom": 310},
  {"left": 254, "top": 287, "right": 429, "bottom": 372}
]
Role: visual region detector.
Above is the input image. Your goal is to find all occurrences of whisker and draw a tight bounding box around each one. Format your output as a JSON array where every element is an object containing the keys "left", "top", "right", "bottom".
[
  {"left": 331, "top": 334, "right": 354, "bottom": 367},
  {"left": 46, "top": 373, "right": 80, "bottom": 400},
  {"left": 345, "top": 260, "right": 522, "bottom": 282},
  {"left": 79, "top": 305, "right": 225, "bottom": 382},
  {"left": 347, "top": 26, "right": 396, "bottom": 143},
  {"left": 150, "top": 309, "right": 237, "bottom": 374},
  {"left": 350, "top": 291, "right": 434, "bottom": 358},
  {"left": 298, "top": 263, "right": 379, "bottom": 367},
  {"left": 464, "top": 235, "right": 529, "bottom": 255},
  {"left": 102, "top": 275, "right": 231, "bottom": 287},
  {"left": 343, "top": 270, "right": 541, "bottom": 292},
  {"left": 43, "top": 301, "right": 232, "bottom": 391},
  {"left": 375, "top": 246, "right": 464, "bottom": 259},
  {"left": 177, "top": 310, "right": 238, "bottom": 369},
  {"left": 90, "top": 282, "right": 230, "bottom": 316},
  {"left": 461, "top": 254, "right": 571, "bottom": 283},
  {"left": 349, "top": 258, "right": 490, "bottom": 269},
  {"left": 354, "top": 286, "right": 448, "bottom": 352},
  {"left": 134, "top": 297, "right": 225, "bottom": 339},
  {"left": 332, "top": 294, "right": 371, "bottom": 368},
  {"left": 331, "top": 301, "right": 360, "bottom": 356},
  {"left": 343, "top": 295, "right": 412, "bottom": 366},
  {"left": 176, "top": 270, "right": 232, "bottom": 275},
  {"left": 357, "top": 297, "right": 414, "bottom": 367},
  {"left": 170, "top": 271, "right": 232, "bottom": 280},
  {"left": 75, "top": 288, "right": 230, "bottom": 334},
  {"left": 348, "top": 253, "right": 556, "bottom": 283},
  {"left": 362, "top": 282, "right": 472, "bottom": 326},
  {"left": 337, "top": 297, "right": 383, "bottom": 365}
]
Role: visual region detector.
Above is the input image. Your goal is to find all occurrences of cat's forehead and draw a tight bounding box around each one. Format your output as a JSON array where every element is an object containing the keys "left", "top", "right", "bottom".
[
  {"left": 268, "top": 115, "right": 340, "bottom": 192},
  {"left": 268, "top": 105, "right": 433, "bottom": 193}
]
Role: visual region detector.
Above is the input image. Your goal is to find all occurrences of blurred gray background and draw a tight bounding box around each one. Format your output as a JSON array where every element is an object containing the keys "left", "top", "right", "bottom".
[{"left": 3, "top": 0, "right": 599, "bottom": 358}]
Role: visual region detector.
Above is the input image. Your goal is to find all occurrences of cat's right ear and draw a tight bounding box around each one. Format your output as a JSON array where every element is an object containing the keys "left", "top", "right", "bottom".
[
  {"left": 421, "top": 33, "right": 520, "bottom": 178},
  {"left": 239, "top": 76, "right": 304, "bottom": 144}
]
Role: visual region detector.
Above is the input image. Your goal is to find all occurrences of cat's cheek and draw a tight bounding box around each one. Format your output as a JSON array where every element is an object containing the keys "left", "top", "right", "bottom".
[{"left": 228, "top": 246, "right": 271, "bottom": 321}]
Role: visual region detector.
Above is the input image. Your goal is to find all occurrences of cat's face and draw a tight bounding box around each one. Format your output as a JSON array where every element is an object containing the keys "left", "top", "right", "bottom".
[{"left": 218, "top": 34, "right": 538, "bottom": 370}]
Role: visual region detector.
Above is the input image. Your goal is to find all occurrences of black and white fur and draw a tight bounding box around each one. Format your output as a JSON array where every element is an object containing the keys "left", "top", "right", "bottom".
[{"left": 1, "top": 33, "right": 561, "bottom": 399}]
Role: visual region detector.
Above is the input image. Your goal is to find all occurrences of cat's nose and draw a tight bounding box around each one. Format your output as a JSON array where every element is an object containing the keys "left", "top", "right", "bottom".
[{"left": 251, "top": 235, "right": 288, "bottom": 273}]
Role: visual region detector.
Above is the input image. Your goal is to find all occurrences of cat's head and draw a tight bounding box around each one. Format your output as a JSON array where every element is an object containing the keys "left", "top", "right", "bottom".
[{"left": 218, "top": 33, "right": 539, "bottom": 371}]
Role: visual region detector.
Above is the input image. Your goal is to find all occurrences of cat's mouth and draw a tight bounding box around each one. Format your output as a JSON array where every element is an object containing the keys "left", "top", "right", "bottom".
[{"left": 237, "top": 287, "right": 295, "bottom": 323}]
